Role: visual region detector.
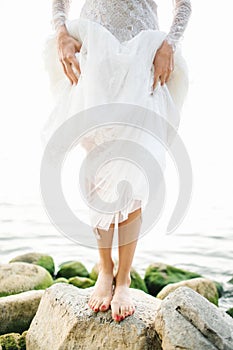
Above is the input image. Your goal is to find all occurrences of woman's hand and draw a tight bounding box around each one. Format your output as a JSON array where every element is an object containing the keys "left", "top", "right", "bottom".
[
  {"left": 152, "top": 40, "right": 174, "bottom": 90},
  {"left": 56, "top": 25, "right": 82, "bottom": 85}
]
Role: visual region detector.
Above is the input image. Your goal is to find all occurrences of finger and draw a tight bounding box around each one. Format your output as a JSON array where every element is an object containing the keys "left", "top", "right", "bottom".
[
  {"left": 69, "top": 56, "right": 81, "bottom": 75},
  {"left": 166, "top": 65, "right": 174, "bottom": 82},
  {"left": 167, "top": 57, "right": 174, "bottom": 82},
  {"left": 64, "top": 62, "right": 78, "bottom": 85},
  {"left": 166, "top": 72, "right": 171, "bottom": 83},
  {"left": 74, "top": 40, "right": 82, "bottom": 52},
  {"left": 165, "top": 71, "right": 171, "bottom": 83},
  {"left": 171, "top": 55, "right": 174, "bottom": 71},
  {"left": 61, "top": 60, "right": 73, "bottom": 85},
  {"left": 160, "top": 72, "right": 167, "bottom": 86},
  {"left": 153, "top": 71, "right": 161, "bottom": 90},
  {"left": 63, "top": 54, "right": 80, "bottom": 84}
]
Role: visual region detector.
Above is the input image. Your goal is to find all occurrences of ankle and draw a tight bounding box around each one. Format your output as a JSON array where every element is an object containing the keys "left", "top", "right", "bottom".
[
  {"left": 98, "top": 259, "right": 114, "bottom": 275},
  {"left": 115, "top": 272, "right": 131, "bottom": 287}
]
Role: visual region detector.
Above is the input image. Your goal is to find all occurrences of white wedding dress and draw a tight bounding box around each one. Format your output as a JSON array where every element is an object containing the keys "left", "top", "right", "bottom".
[{"left": 41, "top": 0, "right": 191, "bottom": 240}]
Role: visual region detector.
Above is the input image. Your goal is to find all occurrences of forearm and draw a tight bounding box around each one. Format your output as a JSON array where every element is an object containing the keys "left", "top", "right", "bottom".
[
  {"left": 165, "top": 0, "right": 192, "bottom": 51},
  {"left": 52, "top": 0, "right": 71, "bottom": 32}
]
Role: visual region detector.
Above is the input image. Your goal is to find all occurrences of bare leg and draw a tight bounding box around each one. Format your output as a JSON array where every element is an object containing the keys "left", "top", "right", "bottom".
[
  {"left": 88, "top": 222, "right": 115, "bottom": 312},
  {"left": 111, "top": 207, "right": 142, "bottom": 322}
]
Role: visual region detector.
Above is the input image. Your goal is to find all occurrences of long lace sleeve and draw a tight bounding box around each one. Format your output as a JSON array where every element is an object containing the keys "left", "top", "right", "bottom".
[
  {"left": 52, "top": 0, "right": 71, "bottom": 32},
  {"left": 165, "top": 0, "right": 192, "bottom": 51}
]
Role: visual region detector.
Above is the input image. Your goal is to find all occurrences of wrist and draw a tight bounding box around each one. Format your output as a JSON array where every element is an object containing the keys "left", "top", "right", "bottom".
[
  {"left": 56, "top": 24, "right": 69, "bottom": 38},
  {"left": 163, "top": 38, "right": 176, "bottom": 53}
]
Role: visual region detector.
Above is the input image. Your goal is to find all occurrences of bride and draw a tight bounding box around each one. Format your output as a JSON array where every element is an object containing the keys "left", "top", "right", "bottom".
[{"left": 43, "top": 0, "right": 192, "bottom": 322}]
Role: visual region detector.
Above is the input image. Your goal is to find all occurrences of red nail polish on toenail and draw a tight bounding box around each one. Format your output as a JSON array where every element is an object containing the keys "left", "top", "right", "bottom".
[{"left": 102, "top": 305, "right": 106, "bottom": 309}]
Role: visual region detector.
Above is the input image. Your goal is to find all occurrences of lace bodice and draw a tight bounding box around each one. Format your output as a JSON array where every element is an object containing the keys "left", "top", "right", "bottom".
[
  {"left": 52, "top": 0, "right": 191, "bottom": 50},
  {"left": 79, "top": 0, "right": 159, "bottom": 43}
]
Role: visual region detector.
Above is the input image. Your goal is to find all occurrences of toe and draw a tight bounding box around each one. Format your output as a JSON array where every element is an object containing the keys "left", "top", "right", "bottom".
[
  {"left": 88, "top": 297, "right": 95, "bottom": 309},
  {"left": 92, "top": 299, "right": 100, "bottom": 312},
  {"left": 111, "top": 301, "right": 120, "bottom": 321},
  {"left": 120, "top": 305, "right": 127, "bottom": 317},
  {"left": 96, "top": 299, "right": 104, "bottom": 312},
  {"left": 124, "top": 307, "right": 131, "bottom": 317},
  {"left": 129, "top": 305, "right": 135, "bottom": 315},
  {"left": 99, "top": 298, "right": 111, "bottom": 312}
]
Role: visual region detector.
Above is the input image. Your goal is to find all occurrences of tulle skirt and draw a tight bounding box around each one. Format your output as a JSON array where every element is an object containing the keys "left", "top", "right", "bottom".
[{"left": 41, "top": 17, "right": 189, "bottom": 239}]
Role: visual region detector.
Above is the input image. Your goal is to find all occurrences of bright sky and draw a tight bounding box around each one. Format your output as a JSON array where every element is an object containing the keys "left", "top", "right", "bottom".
[{"left": 1, "top": 0, "right": 233, "bottom": 233}]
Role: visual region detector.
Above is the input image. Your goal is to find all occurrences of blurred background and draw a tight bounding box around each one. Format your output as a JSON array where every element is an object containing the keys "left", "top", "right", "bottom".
[{"left": 0, "top": 0, "right": 232, "bottom": 309}]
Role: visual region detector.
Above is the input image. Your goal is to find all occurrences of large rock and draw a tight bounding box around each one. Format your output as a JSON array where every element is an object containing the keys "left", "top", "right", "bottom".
[
  {"left": 157, "top": 277, "right": 219, "bottom": 305},
  {"left": 144, "top": 262, "right": 201, "bottom": 296},
  {"left": 0, "top": 263, "right": 53, "bottom": 297},
  {"left": 0, "top": 331, "right": 27, "bottom": 350},
  {"left": 56, "top": 261, "right": 89, "bottom": 279},
  {"left": 26, "top": 283, "right": 162, "bottom": 350},
  {"left": 154, "top": 286, "right": 233, "bottom": 350},
  {"left": 0, "top": 290, "right": 44, "bottom": 335},
  {"left": 10, "top": 252, "right": 55, "bottom": 276}
]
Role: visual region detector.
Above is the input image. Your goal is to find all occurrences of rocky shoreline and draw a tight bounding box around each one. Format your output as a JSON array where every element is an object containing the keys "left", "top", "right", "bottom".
[{"left": 0, "top": 252, "right": 232, "bottom": 349}]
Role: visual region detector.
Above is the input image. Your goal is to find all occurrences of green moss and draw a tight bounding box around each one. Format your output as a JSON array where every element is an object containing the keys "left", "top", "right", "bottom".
[
  {"left": 34, "top": 271, "right": 53, "bottom": 290},
  {"left": 36, "top": 256, "right": 55, "bottom": 276},
  {"left": 89, "top": 263, "right": 99, "bottom": 281},
  {"left": 10, "top": 253, "right": 55, "bottom": 276},
  {"left": 226, "top": 308, "right": 233, "bottom": 318},
  {"left": 2, "top": 318, "right": 31, "bottom": 335},
  {"left": 68, "top": 276, "right": 95, "bottom": 288},
  {"left": 0, "top": 332, "right": 27, "bottom": 349},
  {"left": 144, "top": 263, "right": 202, "bottom": 296},
  {"left": 213, "top": 281, "right": 224, "bottom": 298},
  {"left": 53, "top": 277, "right": 69, "bottom": 284},
  {"left": 57, "top": 261, "right": 89, "bottom": 279},
  {"left": 130, "top": 268, "right": 148, "bottom": 293},
  {"left": 0, "top": 333, "right": 20, "bottom": 350},
  {"left": 208, "top": 294, "right": 218, "bottom": 306},
  {"left": 0, "top": 291, "right": 17, "bottom": 298},
  {"left": 18, "top": 331, "right": 26, "bottom": 350}
]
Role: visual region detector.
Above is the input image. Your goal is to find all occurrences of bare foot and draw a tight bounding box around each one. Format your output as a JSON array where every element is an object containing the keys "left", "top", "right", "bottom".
[
  {"left": 88, "top": 266, "right": 115, "bottom": 312},
  {"left": 110, "top": 276, "right": 136, "bottom": 322}
]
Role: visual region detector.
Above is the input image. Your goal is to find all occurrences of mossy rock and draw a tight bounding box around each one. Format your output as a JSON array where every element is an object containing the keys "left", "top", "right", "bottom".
[
  {"left": 0, "top": 290, "right": 43, "bottom": 335},
  {"left": 53, "top": 277, "right": 69, "bottom": 284},
  {"left": 68, "top": 277, "right": 95, "bottom": 288},
  {"left": 144, "top": 262, "right": 202, "bottom": 296},
  {"left": 0, "top": 331, "right": 27, "bottom": 350},
  {"left": 0, "top": 263, "right": 53, "bottom": 297},
  {"left": 57, "top": 261, "right": 89, "bottom": 279},
  {"left": 226, "top": 308, "right": 233, "bottom": 318},
  {"left": 228, "top": 277, "right": 233, "bottom": 284},
  {"left": 89, "top": 263, "right": 99, "bottom": 281},
  {"left": 130, "top": 268, "right": 148, "bottom": 293},
  {"left": 10, "top": 253, "right": 55, "bottom": 276},
  {"left": 18, "top": 331, "right": 27, "bottom": 350},
  {"left": 213, "top": 281, "right": 224, "bottom": 297},
  {"left": 157, "top": 277, "right": 219, "bottom": 306}
]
